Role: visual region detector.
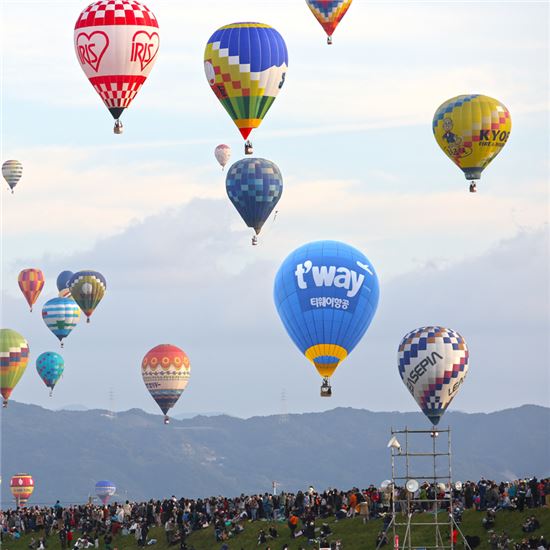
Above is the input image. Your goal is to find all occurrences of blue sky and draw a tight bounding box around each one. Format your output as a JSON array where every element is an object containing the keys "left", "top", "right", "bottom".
[{"left": 1, "top": 0, "right": 548, "bottom": 418}]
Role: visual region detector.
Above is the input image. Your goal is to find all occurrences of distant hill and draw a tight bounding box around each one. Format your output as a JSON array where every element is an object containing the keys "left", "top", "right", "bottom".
[{"left": 1, "top": 403, "right": 548, "bottom": 505}]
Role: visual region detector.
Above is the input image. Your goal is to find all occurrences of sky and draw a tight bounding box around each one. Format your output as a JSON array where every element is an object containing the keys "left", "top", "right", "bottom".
[{"left": 0, "top": 0, "right": 548, "bottom": 419}]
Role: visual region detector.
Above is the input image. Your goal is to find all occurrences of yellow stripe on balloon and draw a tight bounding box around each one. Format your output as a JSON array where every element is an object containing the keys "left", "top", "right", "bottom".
[{"left": 305, "top": 344, "right": 348, "bottom": 378}]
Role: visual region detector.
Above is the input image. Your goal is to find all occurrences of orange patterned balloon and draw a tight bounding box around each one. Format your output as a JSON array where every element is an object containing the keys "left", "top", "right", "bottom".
[{"left": 141, "top": 344, "right": 190, "bottom": 424}]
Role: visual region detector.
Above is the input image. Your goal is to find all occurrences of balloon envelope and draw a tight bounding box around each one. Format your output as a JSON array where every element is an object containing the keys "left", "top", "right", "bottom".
[
  {"left": 42, "top": 297, "right": 81, "bottom": 345},
  {"left": 142, "top": 344, "right": 190, "bottom": 418},
  {"left": 226, "top": 158, "right": 283, "bottom": 235},
  {"left": 10, "top": 474, "right": 34, "bottom": 507},
  {"left": 2, "top": 160, "right": 23, "bottom": 191},
  {"left": 56, "top": 271, "right": 74, "bottom": 292},
  {"left": 0, "top": 329, "right": 30, "bottom": 406},
  {"left": 433, "top": 94, "right": 511, "bottom": 182},
  {"left": 74, "top": 0, "right": 160, "bottom": 123},
  {"left": 18, "top": 269, "right": 45, "bottom": 312},
  {"left": 36, "top": 352, "right": 65, "bottom": 393},
  {"left": 273, "top": 241, "right": 380, "bottom": 379},
  {"left": 306, "top": 0, "right": 353, "bottom": 39},
  {"left": 215, "top": 144, "right": 231, "bottom": 169},
  {"left": 95, "top": 480, "right": 116, "bottom": 505},
  {"left": 69, "top": 271, "right": 107, "bottom": 321},
  {"left": 204, "top": 23, "right": 288, "bottom": 141},
  {"left": 398, "top": 326, "right": 469, "bottom": 425}
]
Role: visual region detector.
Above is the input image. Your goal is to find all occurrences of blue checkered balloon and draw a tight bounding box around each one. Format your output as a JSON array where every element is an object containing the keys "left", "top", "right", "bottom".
[{"left": 226, "top": 158, "right": 283, "bottom": 235}]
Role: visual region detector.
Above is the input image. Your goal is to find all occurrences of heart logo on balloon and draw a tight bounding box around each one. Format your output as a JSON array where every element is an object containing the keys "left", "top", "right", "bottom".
[
  {"left": 76, "top": 31, "right": 109, "bottom": 73},
  {"left": 130, "top": 31, "right": 160, "bottom": 71}
]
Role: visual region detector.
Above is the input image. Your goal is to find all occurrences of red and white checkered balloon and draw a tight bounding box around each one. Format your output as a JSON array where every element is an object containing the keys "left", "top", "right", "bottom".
[{"left": 74, "top": 0, "right": 160, "bottom": 130}]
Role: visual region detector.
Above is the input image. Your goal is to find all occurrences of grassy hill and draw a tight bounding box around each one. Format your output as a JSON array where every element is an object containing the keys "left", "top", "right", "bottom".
[{"left": 2, "top": 508, "right": 549, "bottom": 550}]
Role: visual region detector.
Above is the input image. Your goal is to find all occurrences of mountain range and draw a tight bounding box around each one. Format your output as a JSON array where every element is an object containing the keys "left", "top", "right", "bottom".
[{"left": 1, "top": 402, "right": 548, "bottom": 505}]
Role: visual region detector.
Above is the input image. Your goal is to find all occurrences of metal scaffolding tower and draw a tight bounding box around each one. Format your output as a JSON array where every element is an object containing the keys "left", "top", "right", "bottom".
[{"left": 384, "top": 426, "right": 471, "bottom": 550}]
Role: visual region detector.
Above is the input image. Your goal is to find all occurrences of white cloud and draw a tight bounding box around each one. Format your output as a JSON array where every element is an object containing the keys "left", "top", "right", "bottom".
[{"left": 2, "top": 200, "right": 548, "bottom": 418}]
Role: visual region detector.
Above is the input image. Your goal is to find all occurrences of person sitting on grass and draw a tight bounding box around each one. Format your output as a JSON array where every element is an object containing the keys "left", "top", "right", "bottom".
[{"left": 522, "top": 516, "right": 540, "bottom": 533}]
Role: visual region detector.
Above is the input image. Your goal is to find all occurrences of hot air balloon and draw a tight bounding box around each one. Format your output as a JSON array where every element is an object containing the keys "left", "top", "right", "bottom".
[
  {"left": 36, "top": 352, "right": 65, "bottom": 396},
  {"left": 42, "top": 297, "right": 81, "bottom": 347},
  {"left": 305, "top": 0, "right": 353, "bottom": 44},
  {"left": 2, "top": 160, "right": 23, "bottom": 193},
  {"left": 142, "top": 344, "right": 190, "bottom": 424},
  {"left": 433, "top": 94, "right": 511, "bottom": 192},
  {"left": 18, "top": 269, "right": 45, "bottom": 312},
  {"left": 397, "top": 326, "right": 469, "bottom": 426},
  {"left": 204, "top": 23, "right": 288, "bottom": 155},
  {"left": 74, "top": 0, "right": 160, "bottom": 134},
  {"left": 0, "top": 329, "right": 30, "bottom": 407},
  {"left": 69, "top": 271, "right": 107, "bottom": 323},
  {"left": 215, "top": 144, "right": 231, "bottom": 170},
  {"left": 226, "top": 158, "right": 283, "bottom": 245},
  {"left": 95, "top": 480, "right": 116, "bottom": 505},
  {"left": 10, "top": 474, "right": 34, "bottom": 507},
  {"left": 57, "top": 271, "right": 73, "bottom": 291},
  {"left": 273, "top": 241, "right": 380, "bottom": 396}
]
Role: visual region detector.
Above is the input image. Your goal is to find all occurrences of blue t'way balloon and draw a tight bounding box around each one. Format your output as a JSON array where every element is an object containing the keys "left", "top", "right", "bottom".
[{"left": 273, "top": 240, "right": 380, "bottom": 389}]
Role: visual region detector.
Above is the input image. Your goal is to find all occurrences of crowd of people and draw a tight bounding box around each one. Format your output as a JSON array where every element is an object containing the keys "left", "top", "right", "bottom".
[{"left": 0, "top": 476, "right": 548, "bottom": 550}]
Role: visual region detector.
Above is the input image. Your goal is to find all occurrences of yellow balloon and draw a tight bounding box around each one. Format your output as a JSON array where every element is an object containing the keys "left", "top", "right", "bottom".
[{"left": 433, "top": 94, "right": 511, "bottom": 190}]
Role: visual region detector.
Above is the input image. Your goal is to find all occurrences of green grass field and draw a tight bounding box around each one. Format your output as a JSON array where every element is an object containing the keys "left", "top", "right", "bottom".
[{"left": 2, "top": 508, "right": 549, "bottom": 550}]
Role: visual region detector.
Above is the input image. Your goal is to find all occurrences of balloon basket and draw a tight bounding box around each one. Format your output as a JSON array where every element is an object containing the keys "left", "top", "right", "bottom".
[
  {"left": 114, "top": 120, "right": 124, "bottom": 135},
  {"left": 164, "top": 416, "right": 170, "bottom": 425},
  {"left": 2, "top": 400, "right": 7, "bottom": 408},
  {"left": 320, "top": 379, "right": 332, "bottom": 397},
  {"left": 87, "top": 318, "right": 90, "bottom": 324},
  {"left": 327, "top": 36, "right": 333, "bottom": 45}
]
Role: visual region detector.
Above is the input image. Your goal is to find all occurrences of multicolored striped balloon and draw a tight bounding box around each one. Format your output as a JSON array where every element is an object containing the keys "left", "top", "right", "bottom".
[
  {"left": 36, "top": 352, "right": 65, "bottom": 396},
  {"left": 204, "top": 23, "right": 288, "bottom": 145},
  {"left": 18, "top": 268, "right": 45, "bottom": 312},
  {"left": 2, "top": 160, "right": 23, "bottom": 193},
  {"left": 74, "top": 0, "right": 160, "bottom": 132},
  {"left": 42, "top": 297, "right": 81, "bottom": 347},
  {"left": 141, "top": 344, "right": 191, "bottom": 424},
  {"left": 305, "top": 0, "right": 354, "bottom": 44},
  {"left": 69, "top": 271, "right": 107, "bottom": 323},
  {"left": 0, "top": 329, "right": 30, "bottom": 407},
  {"left": 10, "top": 474, "right": 34, "bottom": 507},
  {"left": 398, "top": 326, "right": 469, "bottom": 426}
]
